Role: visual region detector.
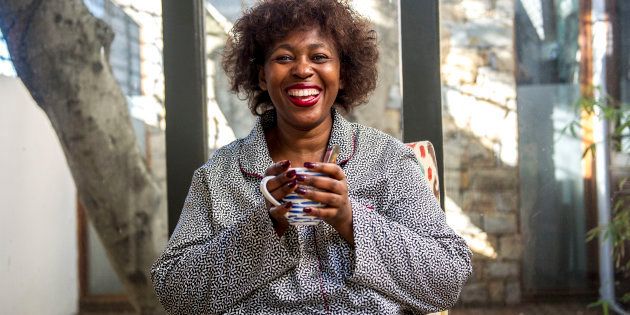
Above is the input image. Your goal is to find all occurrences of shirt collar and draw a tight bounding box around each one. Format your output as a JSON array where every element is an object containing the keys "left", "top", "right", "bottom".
[{"left": 238, "top": 109, "right": 357, "bottom": 179}]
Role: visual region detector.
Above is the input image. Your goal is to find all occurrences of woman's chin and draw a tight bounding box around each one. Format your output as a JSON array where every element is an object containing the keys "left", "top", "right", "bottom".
[{"left": 284, "top": 111, "right": 332, "bottom": 131}]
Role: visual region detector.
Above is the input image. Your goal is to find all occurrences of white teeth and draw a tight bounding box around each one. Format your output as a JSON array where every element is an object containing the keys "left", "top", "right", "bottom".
[{"left": 287, "top": 88, "right": 320, "bottom": 97}]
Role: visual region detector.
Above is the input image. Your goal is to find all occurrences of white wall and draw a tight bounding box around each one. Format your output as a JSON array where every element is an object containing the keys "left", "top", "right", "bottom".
[{"left": 0, "top": 76, "right": 78, "bottom": 315}]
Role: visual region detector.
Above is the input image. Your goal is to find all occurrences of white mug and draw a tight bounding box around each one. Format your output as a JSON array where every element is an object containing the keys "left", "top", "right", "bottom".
[{"left": 260, "top": 167, "right": 326, "bottom": 225}]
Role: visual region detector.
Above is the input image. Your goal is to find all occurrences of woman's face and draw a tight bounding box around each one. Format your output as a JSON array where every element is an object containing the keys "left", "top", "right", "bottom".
[{"left": 260, "top": 28, "right": 341, "bottom": 131}]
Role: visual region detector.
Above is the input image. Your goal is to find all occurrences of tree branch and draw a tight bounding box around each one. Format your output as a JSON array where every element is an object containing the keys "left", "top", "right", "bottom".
[{"left": 0, "top": 0, "right": 166, "bottom": 313}]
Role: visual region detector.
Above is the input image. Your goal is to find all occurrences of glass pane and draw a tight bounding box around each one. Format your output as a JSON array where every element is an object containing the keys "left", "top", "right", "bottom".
[
  {"left": 205, "top": 1, "right": 253, "bottom": 150},
  {"left": 517, "top": 84, "right": 588, "bottom": 292},
  {"left": 515, "top": 0, "right": 594, "bottom": 294},
  {"left": 440, "top": 0, "right": 593, "bottom": 309},
  {"left": 87, "top": 221, "right": 125, "bottom": 295},
  {"left": 346, "top": 0, "right": 402, "bottom": 139},
  {"left": 2, "top": 0, "right": 166, "bottom": 312},
  {"left": 83, "top": 0, "right": 167, "bottom": 300},
  {"left": 440, "top": 0, "right": 522, "bottom": 306}
]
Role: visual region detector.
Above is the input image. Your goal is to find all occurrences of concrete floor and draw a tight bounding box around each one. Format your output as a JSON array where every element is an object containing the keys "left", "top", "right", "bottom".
[{"left": 451, "top": 302, "right": 603, "bottom": 315}]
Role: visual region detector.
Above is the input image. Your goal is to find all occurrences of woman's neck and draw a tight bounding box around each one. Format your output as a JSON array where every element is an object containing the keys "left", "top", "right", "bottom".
[{"left": 266, "top": 117, "right": 332, "bottom": 166}]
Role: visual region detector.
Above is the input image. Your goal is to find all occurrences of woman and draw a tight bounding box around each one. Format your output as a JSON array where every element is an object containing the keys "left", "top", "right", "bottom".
[{"left": 151, "top": 0, "right": 472, "bottom": 314}]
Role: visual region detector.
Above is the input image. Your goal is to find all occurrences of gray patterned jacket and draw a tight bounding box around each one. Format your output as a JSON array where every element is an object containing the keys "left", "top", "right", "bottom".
[{"left": 151, "top": 110, "right": 472, "bottom": 314}]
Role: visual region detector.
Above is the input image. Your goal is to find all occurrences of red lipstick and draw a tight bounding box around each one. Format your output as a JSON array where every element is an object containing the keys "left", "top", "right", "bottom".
[{"left": 286, "top": 83, "right": 322, "bottom": 107}]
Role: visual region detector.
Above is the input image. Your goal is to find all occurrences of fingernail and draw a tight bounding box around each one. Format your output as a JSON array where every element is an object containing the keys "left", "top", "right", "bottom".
[
  {"left": 284, "top": 202, "right": 292, "bottom": 208},
  {"left": 304, "top": 162, "right": 316, "bottom": 169},
  {"left": 286, "top": 169, "right": 296, "bottom": 178},
  {"left": 296, "top": 187, "right": 307, "bottom": 195},
  {"left": 296, "top": 174, "right": 306, "bottom": 181},
  {"left": 303, "top": 207, "right": 312, "bottom": 213},
  {"left": 288, "top": 181, "right": 297, "bottom": 188},
  {"left": 280, "top": 160, "right": 290, "bottom": 168}
]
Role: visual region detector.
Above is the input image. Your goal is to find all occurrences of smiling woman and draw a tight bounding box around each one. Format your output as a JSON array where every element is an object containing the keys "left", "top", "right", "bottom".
[
  {"left": 259, "top": 28, "right": 341, "bottom": 140},
  {"left": 260, "top": 28, "right": 343, "bottom": 165},
  {"left": 151, "top": 0, "right": 472, "bottom": 314}
]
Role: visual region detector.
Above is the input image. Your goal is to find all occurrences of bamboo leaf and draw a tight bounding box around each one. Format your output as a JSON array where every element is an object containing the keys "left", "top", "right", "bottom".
[{"left": 582, "top": 143, "right": 596, "bottom": 158}]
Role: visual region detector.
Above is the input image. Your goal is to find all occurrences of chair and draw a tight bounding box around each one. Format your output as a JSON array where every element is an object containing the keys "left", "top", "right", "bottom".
[
  {"left": 405, "top": 141, "right": 448, "bottom": 315},
  {"left": 405, "top": 141, "right": 440, "bottom": 203}
]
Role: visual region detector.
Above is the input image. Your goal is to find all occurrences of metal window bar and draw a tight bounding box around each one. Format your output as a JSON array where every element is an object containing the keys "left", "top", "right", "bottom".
[
  {"left": 163, "top": 0, "right": 208, "bottom": 235},
  {"left": 400, "top": 0, "right": 444, "bottom": 207}
]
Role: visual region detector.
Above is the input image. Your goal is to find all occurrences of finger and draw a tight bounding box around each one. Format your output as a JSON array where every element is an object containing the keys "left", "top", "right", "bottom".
[
  {"left": 295, "top": 186, "right": 343, "bottom": 207},
  {"left": 303, "top": 162, "right": 346, "bottom": 181},
  {"left": 269, "top": 202, "right": 292, "bottom": 223},
  {"left": 266, "top": 169, "right": 297, "bottom": 192},
  {"left": 265, "top": 160, "right": 291, "bottom": 176},
  {"left": 302, "top": 206, "right": 338, "bottom": 220},
  {"left": 296, "top": 173, "right": 347, "bottom": 195},
  {"left": 270, "top": 180, "right": 298, "bottom": 201}
]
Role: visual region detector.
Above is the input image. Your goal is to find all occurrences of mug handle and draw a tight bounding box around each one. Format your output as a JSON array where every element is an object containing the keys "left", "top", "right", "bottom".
[{"left": 260, "top": 176, "right": 282, "bottom": 206}]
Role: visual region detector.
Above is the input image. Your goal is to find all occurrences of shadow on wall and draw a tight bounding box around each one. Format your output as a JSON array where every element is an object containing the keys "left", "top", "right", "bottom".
[
  {"left": 442, "top": 84, "right": 595, "bottom": 304},
  {"left": 441, "top": 110, "right": 521, "bottom": 305}
]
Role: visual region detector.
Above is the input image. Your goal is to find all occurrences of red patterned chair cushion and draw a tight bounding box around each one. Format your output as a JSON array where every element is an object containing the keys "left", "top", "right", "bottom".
[{"left": 405, "top": 141, "right": 441, "bottom": 204}]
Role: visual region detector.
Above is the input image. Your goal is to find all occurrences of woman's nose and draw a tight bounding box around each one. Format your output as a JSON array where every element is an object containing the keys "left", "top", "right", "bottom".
[{"left": 291, "top": 58, "right": 314, "bottom": 78}]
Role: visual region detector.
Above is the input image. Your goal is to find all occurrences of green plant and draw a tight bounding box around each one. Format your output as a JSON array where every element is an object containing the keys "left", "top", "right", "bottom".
[
  {"left": 586, "top": 177, "right": 630, "bottom": 304},
  {"left": 565, "top": 90, "right": 630, "bottom": 311}
]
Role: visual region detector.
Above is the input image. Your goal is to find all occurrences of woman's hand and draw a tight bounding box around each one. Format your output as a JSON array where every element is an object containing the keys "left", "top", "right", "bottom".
[
  {"left": 263, "top": 160, "right": 298, "bottom": 237},
  {"left": 296, "top": 162, "right": 354, "bottom": 246}
]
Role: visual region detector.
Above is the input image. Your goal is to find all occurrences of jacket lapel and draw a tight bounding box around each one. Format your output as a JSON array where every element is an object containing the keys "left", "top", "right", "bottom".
[{"left": 238, "top": 109, "right": 358, "bottom": 179}]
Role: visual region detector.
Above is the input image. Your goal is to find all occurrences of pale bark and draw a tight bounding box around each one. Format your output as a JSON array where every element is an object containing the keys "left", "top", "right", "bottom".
[{"left": 0, "top": 0, "right": 166, "bottom": 313}]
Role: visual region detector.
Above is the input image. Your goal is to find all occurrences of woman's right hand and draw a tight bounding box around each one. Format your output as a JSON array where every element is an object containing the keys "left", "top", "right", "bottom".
[{"left": 263, "top": 160, "right": 297, "bottom": 236}]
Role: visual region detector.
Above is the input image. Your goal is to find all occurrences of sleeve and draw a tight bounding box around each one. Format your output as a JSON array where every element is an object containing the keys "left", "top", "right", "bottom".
[
  {"left": 150, "top": 167, "right": 298, "bottom": 315},
  {"left": 346, "top": 147, "right": 472, "bottom": 313}
]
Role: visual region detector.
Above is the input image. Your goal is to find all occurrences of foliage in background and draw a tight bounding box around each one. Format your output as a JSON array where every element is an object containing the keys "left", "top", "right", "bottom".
[{"left": 564, "top": 89, "right": 630, "bottom": 312}]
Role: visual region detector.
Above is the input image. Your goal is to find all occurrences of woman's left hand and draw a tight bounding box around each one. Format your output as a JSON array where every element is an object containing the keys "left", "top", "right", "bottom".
[{"left": 296, "top": 162, "right": 354, "bottom": 246}]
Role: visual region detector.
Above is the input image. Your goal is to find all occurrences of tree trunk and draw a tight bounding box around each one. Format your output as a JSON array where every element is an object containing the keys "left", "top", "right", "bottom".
[{"left": 0, "top": 0, "right": 166, "bottom": 313}]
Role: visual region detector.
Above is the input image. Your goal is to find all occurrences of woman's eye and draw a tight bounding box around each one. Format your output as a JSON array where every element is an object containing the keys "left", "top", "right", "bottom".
[
  {"left": 274, "top": 55, "right": 293, "bottom": 63},
  {"left": 312, "top": 55, "right": 329, "bottom": 63}
]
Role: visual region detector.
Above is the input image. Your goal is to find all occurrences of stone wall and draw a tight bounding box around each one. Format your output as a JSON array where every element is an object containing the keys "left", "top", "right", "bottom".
[{"left": 440, "top": 0, "right": 522, "bottom": 305}]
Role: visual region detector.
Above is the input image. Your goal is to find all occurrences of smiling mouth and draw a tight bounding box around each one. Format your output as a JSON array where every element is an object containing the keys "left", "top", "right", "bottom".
[{"left": 286, "top": 87, "right": 322, "bottom": 107}]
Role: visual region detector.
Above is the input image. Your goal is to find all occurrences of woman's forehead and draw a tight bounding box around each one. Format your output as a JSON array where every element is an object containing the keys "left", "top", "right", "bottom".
[{"left": 267, "top": 27, "right": 339, "bottom": 53}]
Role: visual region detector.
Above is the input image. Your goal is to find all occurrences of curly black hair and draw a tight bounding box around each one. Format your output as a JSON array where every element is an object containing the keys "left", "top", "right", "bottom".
[{"left": 222, "top": 0, "right": 379, "bottom": 115}]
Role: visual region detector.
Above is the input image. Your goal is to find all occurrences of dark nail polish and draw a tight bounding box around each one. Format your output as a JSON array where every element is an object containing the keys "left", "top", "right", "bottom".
[
  {"left": 303, "top": 207, "right": 312, "bottom": 213},
  {"left": 284, "top": 202, "right": 293, "bottom": 208},
  {"left": 296, "top": 187, "right": 307, "bottom": 195},
  {"left": 288, "top": 181, "right": 297, "bottom": 188},
  {"left": 304, "top": 162, "right": 316, "bottom": 169},
  {"left": 296, "top": 174, "right": 306, "bottom": 181},
  {"left": 286, "top": 169, "right": 296, "bottom": 178}
]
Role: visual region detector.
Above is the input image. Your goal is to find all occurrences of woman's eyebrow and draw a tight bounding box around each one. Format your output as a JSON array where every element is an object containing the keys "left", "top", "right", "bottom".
[{"left": 272, "top": 42, "right": 330, "bottom": 52}]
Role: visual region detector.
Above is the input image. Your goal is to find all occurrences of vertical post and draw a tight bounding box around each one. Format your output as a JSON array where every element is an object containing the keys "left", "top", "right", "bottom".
[
  {"left": 163, "top": 0, "right": 208, "bottom": 235},
  {"left": 400, "top": 0, "right": 444, "bottom": 206}
]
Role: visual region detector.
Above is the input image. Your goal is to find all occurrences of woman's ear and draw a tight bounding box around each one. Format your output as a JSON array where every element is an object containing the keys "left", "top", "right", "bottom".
[{"left": 258, "top": 67, "right": 267, "bottom": 91}]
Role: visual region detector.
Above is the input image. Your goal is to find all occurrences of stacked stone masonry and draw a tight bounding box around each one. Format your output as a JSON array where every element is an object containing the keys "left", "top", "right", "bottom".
[{"left": 440, "top": 0, "right": 521, "bottom": 305}]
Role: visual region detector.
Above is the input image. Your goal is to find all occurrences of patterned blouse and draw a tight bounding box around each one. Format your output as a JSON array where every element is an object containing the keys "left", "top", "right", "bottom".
[{"left": 151, "top": 110, "right": 472, "bottom": 314}]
